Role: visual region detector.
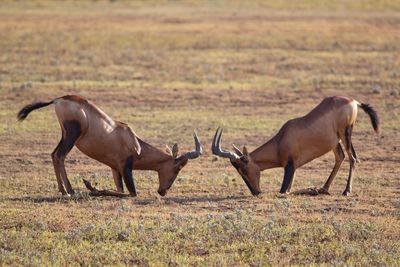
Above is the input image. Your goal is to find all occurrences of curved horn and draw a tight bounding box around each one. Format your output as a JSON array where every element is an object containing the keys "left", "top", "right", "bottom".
[
  {"left": 180, "top": 131, "right": 203, "bottom": 159},
  {"left": 211, "top": 128, "right": 240, "bottom": 161},
  {"left": 232, "top": 144, "right": 243, "bottom": 156}
]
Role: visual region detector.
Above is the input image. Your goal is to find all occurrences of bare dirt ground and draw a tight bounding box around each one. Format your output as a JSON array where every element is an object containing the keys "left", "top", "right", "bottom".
[{"left": 0, "top": 1, "right": 399, "bottom": 265}]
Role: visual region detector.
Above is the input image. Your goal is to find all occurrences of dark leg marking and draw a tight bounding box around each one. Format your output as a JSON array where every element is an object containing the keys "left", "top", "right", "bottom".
[
  {"left": 287, "top": 172, "right": 296, "bottom": 193},
  {"left": 343, "top": 125, "right": 356, "bottom": 196},
  {"left": 344, "top": 126, "right": 351, "bottom": 151},
  {"left": 351, "top": 143, "right": 360, "bottom": 163},
  {"left": 280, "top": 157, "right": 295, "bottom": 194},
  {"left": 57, "top": 121, "right": 81, "bottom": 157},
  {"left": 347, "top": 124, "right": 359, "bottom": 162},
  {"left": 122, "top": 155, "right": 137, "bottom": 196}
]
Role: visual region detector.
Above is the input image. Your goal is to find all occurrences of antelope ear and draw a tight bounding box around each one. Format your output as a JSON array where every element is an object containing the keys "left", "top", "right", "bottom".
[
  {"left": 172, "top": 143, "right": 179, "bottom": 158},
  {"left": 242, "top": 146, "right": 249, "bottom": 156},
  {"left": 165, "top": 145, "right": 172, "bottom": 155},
  {"left": 232, "top": 144, "right": 243, "bottom": 156},
  {"left": 130, "top": 133, "right": 141, "bottom": 155},
  {"left": 241, "top": 146, "right": 250, "bottom": 163}
]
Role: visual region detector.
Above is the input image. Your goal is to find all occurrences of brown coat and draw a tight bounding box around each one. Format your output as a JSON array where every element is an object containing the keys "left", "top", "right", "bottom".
[
  {"left": 18, "top": 95, "right": 202, "bottom": 197},
  {"left": 212, "top": 96, "right": 379, "bottom": 196}
]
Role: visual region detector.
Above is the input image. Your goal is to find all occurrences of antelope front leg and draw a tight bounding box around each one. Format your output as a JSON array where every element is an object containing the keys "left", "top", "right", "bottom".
[
  {"left": 280, "top": 158, "right": 295, "bottom": 194},
  {"left": 82, "top": 179, "right": 130, "bottom": 197},
  {"left": 112, "top": 168, "right": 124, "bottom": 192},
  {"left": 286, "top": 172, "right": 296, "bottom": 193},
  {"left": 122, "top": 155, "right": 137, "bottom": 197}
]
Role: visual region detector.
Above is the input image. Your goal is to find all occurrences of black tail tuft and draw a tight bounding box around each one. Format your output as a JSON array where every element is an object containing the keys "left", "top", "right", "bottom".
[
  {"left": 17, "top": 101, "right": 54, "bottom": 121},
  {"left": 359, "top": 103, "right": 380, "bottom": 134}
]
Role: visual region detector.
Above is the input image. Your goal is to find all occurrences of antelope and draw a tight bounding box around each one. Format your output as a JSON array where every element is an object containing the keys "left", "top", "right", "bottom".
[
  {"left": 212, "top": 96, "right": 379, "bottom": 196},
  {"left": 17, "top": 95, "right": 202, "bottom": 197}
]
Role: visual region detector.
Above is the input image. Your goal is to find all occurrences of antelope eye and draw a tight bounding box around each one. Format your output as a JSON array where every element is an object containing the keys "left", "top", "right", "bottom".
[{"left": 240, "top": 157, "right": 249, "bottom": 164}]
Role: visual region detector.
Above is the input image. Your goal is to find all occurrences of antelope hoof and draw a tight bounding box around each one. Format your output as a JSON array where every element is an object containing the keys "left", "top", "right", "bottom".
[
  {"left": 157, "top": 189, "right": 167, "bottom": 196},
  {"left": 317, "top": 188, "right": 330, "bottom": 195},
  {"left": 342, "top": 190, "right": 351, "bottom": 196},
  {"left": 67, "top": 190, "right": 75, "bottom": 195},
  {"left": 59, "top": 187, "right": 68, "bottom": 195}
]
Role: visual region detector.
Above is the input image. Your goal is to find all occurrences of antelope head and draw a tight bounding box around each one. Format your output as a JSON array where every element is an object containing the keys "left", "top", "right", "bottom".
[
  {"left": 157, "top": 132, "right": 203, "bottom": 196},
  {"left": 211, "top": 128, "right": 261, "bottom": 196}
]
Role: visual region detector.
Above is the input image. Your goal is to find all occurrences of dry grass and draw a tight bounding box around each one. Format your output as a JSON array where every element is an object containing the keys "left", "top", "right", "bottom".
[{"left": 0, "top": 1, "right": 399, "bottom": 266}]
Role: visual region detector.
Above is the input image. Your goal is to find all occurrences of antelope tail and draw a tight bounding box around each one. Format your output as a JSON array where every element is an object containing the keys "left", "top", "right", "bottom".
[
  {"left": 17, "top": 100, "right": 54, "bottom": 121},
  {"left": 358, "top": 102, "right": 380, "bottom": 135}
]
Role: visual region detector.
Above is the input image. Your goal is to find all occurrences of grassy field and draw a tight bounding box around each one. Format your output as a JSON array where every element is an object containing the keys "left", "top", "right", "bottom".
[{"left": 1, "top": 0, "right": 399, "bottom": 265}]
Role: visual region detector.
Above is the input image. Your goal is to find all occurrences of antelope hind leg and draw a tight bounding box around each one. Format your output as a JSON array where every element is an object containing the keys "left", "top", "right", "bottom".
[
  {"left": 82, "top": 179, "right": 131, "bottom": 197},
  {"left": 319, "top": 143, "right": 345, "bottom": 194}
]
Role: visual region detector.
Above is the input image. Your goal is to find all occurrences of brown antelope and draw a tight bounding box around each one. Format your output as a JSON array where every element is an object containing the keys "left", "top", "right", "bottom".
[
  {"left": 17, "top": 95, "right": 202, "bottom": 197},
  {"left": 212, "top": 96, "right": 379, "bottom": 196}
]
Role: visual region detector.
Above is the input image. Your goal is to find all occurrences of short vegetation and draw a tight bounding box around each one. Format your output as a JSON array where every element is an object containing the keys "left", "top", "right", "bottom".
[{"left": 0, "top": 0, "right": 399, "bottom": 266}]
